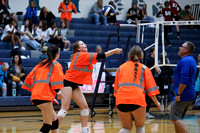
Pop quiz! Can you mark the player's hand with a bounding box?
[114,48,122,54]
[155,101,161,110]
[57,93,64,99]
[175,96,180,102]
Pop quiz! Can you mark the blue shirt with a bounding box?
[0,65,7,88]
[173,55,197,101]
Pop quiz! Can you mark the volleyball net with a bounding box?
[136,20,200,69]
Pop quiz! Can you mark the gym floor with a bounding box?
[0,106,199,133]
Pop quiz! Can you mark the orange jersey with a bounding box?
[114,61,160,107]
[65,52,97,85]
[58,1,77,21]
[22,60,64,102]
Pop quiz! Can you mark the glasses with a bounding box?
[180,46,188,49]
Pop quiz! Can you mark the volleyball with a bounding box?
[102,5,115,17]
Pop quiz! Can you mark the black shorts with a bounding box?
[117,104,141,112]
[32,100,51,105]
[173,16,179,21]
[64,80,83,91]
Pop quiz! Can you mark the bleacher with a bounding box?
[0,17,200,110]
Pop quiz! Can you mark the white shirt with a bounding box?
[60,28,67,40]
[1,24,16,40]
[20,25,34,40]
[34,27,48,42]
[46,27,58,41]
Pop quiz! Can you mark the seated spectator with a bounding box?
[0,62,9,96]
[107,1,119,25]
[38,46,48,63]
[1,18,25,50]
[20,19,41,50]
[24,0,38,26]
[46,21,65,51]
[9,12,17,21]
[0,0,9,19]
[58,21,70,51]
[7,54,26,96]
[0,11,8,34]
[96,45,102,53]
[138,4,155,24]
[58,0,77,30]
[126,3,138,24]
[180,5,195,29]
[34,20,47,46]
[89,0,107,25]
[39,6,56,28]
[180,5,194,21]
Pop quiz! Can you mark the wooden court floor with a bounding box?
[0,106,199,133]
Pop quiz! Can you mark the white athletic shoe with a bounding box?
[20,46,26,51]
[146,112,155,119]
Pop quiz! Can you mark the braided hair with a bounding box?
[128,45,143,82]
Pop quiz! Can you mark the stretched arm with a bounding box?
[105,48,122,57]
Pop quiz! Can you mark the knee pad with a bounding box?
[136,127,145,133]
[57,109,67,118]
[80,109,89,116]
[51,119,59,130]
[40,123,51,133]
[119,128,131,133]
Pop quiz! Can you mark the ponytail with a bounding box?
[128,45,143,82]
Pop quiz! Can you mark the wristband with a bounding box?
[176,93,181,96]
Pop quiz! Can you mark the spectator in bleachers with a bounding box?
[0,11,8,34]
[96,45,102,53]
[107,1,119,25]
[138,4,155,24]
[39,6,56,28]
[89,0,107,25]
[0,0,9,19]
[9,12,16,21]
[180,5,195,29]
[46,21,65,51]
[1,18,25,50]
[7,54,26,96]
[9,12,21,38]
[58,0,77,30]
[38,46,48,63]
[24,0,38,26]
[126,3,138,24]
[58,21,70,51]
[156,1,172,46]
[170,0,181,40]
[180,5,194,21]
[20,19,41,50]
[34,20,47,46]
[0,62,9,97]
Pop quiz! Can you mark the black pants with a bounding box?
[164,26,172,45]
[48,38,64,51]
[107,15,117,24]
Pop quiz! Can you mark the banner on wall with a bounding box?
[68,62,105,93]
